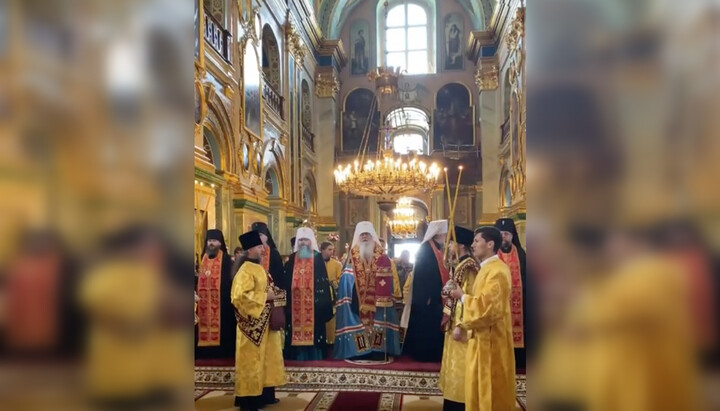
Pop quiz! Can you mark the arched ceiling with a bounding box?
[317,0,495,39]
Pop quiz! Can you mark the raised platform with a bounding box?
[195,356,526,402]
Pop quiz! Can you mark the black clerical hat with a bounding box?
[204,229,228,254]
[494,218,518,235]
[455,226,474,247]
[251,221,277,249]
[239,230,262,250]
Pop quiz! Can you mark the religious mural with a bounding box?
[243,43,261,137]
[350,20,370,75]
[443,14,464,70]
[433,83,474,149]
[342,89,379,152]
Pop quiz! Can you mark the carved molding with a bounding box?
[475,64,499,91]
[505,7,525,52]
[285,21,306,65]
[315,70,340,98]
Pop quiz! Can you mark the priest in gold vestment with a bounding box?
[450,226,515,411]
[232,230,286,411]
[321,241,343,346]
[438,226,479,410]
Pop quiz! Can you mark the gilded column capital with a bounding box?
[315,70,340,98]
[475,64,499,91]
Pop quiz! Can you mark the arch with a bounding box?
[433,82,474,150]
[303,172,317,213]
[500,167,513,208]
[385,106,430,154]
[202,128,221,170]
[261,24,281,91]
[242,41,263,139]
[321,0,488,40]
[301,79,312,130]
[203,85,235,173]
[264,167,279,196]
[262,140,287,198]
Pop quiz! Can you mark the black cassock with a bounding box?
[282,251,334,358]
[266,246,287,289]
[403,239,445,362]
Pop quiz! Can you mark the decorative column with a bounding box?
[314,67,341,234]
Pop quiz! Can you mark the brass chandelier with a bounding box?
[388,197,419,238]
[334,67,440,198]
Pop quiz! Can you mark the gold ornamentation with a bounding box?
[388,197,418,239]
[475,64,499,91]
[505,7,525,51]
[286,21,306,64]
[315,71,340,98]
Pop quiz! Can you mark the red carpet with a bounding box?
[328,392,382,411]
[195,355,441,372]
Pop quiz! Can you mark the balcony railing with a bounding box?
[262,80,284,118]
[500,117,510,145]
[302,124,314,151]
[204,10,231,62]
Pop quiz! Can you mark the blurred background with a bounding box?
[528,0,720,410]
[0,0,718,410]
[0,0,194,410]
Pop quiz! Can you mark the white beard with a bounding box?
[359,241,375,263]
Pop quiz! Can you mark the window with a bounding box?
[386,106,429,154]
[384,2,431,74]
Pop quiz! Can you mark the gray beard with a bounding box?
[298,245,313,259]
[359,241,374,262]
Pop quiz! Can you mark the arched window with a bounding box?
[261,25,281,91]
[265,168,279,196]
[380,1,434,74]
[386,107,429,154]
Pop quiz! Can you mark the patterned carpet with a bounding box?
[195,390,527,410]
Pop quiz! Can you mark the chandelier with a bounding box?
[388,197,419,238]
[335,66,441,198]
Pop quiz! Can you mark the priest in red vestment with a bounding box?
[195,229,235,358]
[495,218,526,370]
[282,227,333,360]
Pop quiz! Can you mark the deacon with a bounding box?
[402,219,449,362]
[232,230,286,411]
[283,228,333,360]
[495,218,527,370]
[196,229,236,359]
[449,227,515,411]
[334,222,402,360]
[252,222,286,287]
[438,226,479,410]
[321,241,343,347]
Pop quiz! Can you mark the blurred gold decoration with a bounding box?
[475,64,499,90]
[315,70,340,98]
[506,7,525,51]
[285,21,305,64]
[335,67,441,198]
[367,66,402,96]
[388,197,419,239]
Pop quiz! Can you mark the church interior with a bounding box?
[195,0,526,409]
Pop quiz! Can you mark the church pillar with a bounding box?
[478,85,502,224]
[314,67,340,234]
